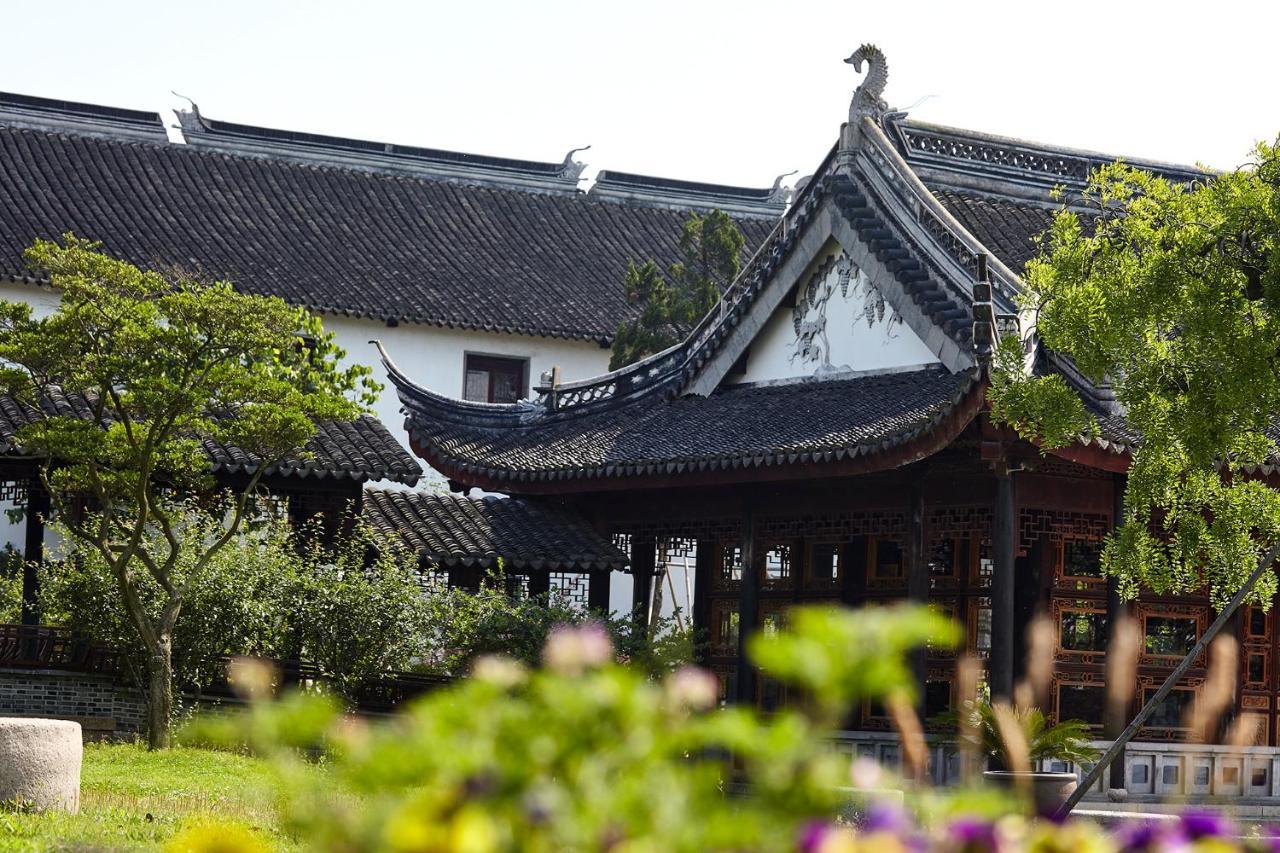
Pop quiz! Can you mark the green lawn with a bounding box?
[0,742,297,851]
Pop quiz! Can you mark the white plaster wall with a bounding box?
[323,314,612,487]
[734,257,939,385]
[0,280,665,620]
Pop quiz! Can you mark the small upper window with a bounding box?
[464,354,527,403]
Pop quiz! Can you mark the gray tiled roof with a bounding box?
[363,489,628,571]
[0,122,773,343]
[0,392,420,484]
[406,366,978,486]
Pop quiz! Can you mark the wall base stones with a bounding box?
[0,668,145,739]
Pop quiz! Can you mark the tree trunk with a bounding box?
[145,637,175,750]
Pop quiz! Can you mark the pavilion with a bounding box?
[384,46,1265,769]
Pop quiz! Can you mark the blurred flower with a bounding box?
[226,656,276,701]
[472,654,527,688]
[543,623,613,674]
[1181,811,1233,841]
[864,801,911,835]
[946,816,1000,852]
[851,757,886,789]
[166,820,271,853]
[1115,820,1163,852]
[798,821,858,853]
[665,665,718,711]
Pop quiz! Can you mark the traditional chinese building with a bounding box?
[384,45,1280,767]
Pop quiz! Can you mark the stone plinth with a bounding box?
[0,717,82,812]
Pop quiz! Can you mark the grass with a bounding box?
[0,742,301,851]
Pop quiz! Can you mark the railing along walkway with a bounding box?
[833,730,1280,804]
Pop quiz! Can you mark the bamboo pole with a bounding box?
[1056,539,1280,817]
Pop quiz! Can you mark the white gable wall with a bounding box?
[732,247,939,386]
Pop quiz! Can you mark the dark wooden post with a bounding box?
[692,541,714,665]
[21,477,48,626]
[1104,472,1130,789]
[631,537,655,629]
[528,571,551,599]
[843,535,868,607]
[587,570,610,613]
[906,477,928,716]
[990,469,1017,702]
[735,509,759,706]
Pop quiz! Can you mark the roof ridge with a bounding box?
[0,91,168,144]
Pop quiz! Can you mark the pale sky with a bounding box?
[5,0,1277,187]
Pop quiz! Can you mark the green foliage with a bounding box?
[39,504,296,693]
[0,236,378,745]
[0,546,21,623]
[949,699,1101,767]
[609,210,746,369]
[40,507,431,703]
[188,604,947,851]
[418,578,695,678]
[750,603,960,724]
[287,520,432,698]
[988,141,1280,606]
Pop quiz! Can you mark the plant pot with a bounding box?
[983,770,1077,817]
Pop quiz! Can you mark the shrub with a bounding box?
[39,504,431,702]
[190,603,960,851]
[418,575,696,678]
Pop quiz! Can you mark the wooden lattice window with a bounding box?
[761,544,793,590]
[549,572,590,610]
[1059,607,1108,653]
[805,542,841,590]
[1144,615,1199,658]
[868,538,903,586]
[1057,683,1105,726]
[1142,686,1195,730]
[464,354,527,403]
[928,538,961,578]
[1246,650,1270,690]
[719,544,743,583]
[711,603,740,656]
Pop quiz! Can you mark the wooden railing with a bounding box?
[0,624,122,674]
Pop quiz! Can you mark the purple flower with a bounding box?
[863,801,910,834]
[1180,810,1234,840]
[946,816,999,851]
[1115,820,1163,852]
[797,820,835,853]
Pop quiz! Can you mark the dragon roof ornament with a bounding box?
[841,44,889,155]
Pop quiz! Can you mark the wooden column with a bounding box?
[735,509,758,706]
[842,535,868,607]
[990,470,1017,702]
[631,537,655,628]
[1012,536,1046,687]
[1104,472,1130,789]
[906,477,928,715]
[528,571,551,599]
[587,570,610,613]
[449,565,482,592]
[21,478,48,626]
[692,541,714,665]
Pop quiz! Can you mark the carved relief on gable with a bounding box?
[733,249,939,385]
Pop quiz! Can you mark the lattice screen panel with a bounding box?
[550,572,591,611]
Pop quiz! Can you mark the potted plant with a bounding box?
[952,699,1100,815]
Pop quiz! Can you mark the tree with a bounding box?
[0,235,377,747]
[988,138,1280,809]
[609,210,746,369]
